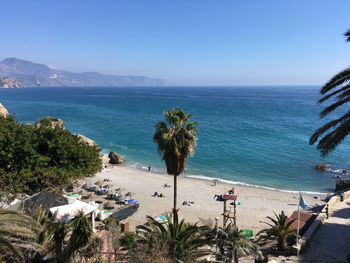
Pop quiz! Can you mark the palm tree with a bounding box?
[214,224,260,263]
[31,205,66,262]
[153,108,198,211]
[0,209,43,262]
[136,212,212,262]
[310,28,350,156]
[258,211,296,251]
[64,211,93,262]
[48,220,66,263]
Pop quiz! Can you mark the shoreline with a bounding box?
[84,163,325,232]
[118,160,329,195]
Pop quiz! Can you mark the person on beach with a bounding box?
[148,166,151,172]
[325,204,329,219]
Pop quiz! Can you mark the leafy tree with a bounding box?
[214,224,260,263]
[136,212,212,263]
[0,209,43,262]
[153,108,198,211]
[258,211,296,251]
[0,115,101,195]
[310,28,350,156]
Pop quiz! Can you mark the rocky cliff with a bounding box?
[0,78,25,88]
[0,103,9,117]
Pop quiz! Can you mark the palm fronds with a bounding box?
[136,212,212,263]
[257,211,296,251]
[310,28,350,156]
[153,108,198,210]
[0,209,43,262]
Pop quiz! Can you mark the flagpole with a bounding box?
[296,192,301,248]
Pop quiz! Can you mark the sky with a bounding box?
[0,0,349,85]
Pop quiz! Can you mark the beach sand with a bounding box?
[84,166,325,232]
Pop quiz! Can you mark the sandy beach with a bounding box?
[83,166,325,232]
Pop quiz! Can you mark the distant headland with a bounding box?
[0,58,166,88]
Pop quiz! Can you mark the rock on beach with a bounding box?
[108,151,126,164]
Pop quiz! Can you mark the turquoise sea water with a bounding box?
[1,86,349,193]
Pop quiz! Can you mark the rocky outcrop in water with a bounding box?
[0,103,9,117]
[0,78,25,88]
[108,151,126,164]
[34,117,65,129]
[316,163,329,171]
[335,179,350,192]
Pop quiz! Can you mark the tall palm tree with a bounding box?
[137,212,212,262]
[215,224,260,263]
[0,209,43,262]
[153,108,198,211]
[257,211,296,251]
[310,28,350,156]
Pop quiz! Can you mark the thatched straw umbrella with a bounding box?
[104,202,114,210]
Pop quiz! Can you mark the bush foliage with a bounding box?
[0,115,102,195]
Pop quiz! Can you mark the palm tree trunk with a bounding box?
[173,174,178,212]
[277,238,287,251]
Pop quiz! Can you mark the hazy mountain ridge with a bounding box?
[0,58,166,87]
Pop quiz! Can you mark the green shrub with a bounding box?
[120,232,135,249]
[0,115,102,195]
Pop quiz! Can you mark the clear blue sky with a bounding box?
[1,0,349,85]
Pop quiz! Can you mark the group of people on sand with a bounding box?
[152,192,165,197]
[182,200,195,206]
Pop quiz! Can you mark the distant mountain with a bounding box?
[0,58,166,87]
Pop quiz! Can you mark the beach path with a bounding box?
[299,198,350,263]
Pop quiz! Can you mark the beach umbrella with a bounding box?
[104,184,113,191]
[104,202,114,210]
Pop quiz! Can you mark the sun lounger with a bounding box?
[241,229,254,239]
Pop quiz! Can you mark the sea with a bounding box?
[1,86,349,193]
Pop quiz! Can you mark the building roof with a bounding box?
[20,192,69,215]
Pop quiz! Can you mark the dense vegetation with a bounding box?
[0,115,102,195]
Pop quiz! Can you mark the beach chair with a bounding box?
[83,193,92,201]
[241,229,254,239]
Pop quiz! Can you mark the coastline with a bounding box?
[83,163,325,232]
[119,159,329,195]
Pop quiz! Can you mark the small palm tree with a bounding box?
[258,211,296,251]
[137,212,212,262]
[64,211,93,262]
[0,209,43,262]
[48,220,66,263]
[214,224,260,263]
[310,28,350,156]
[153,108,198,211]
